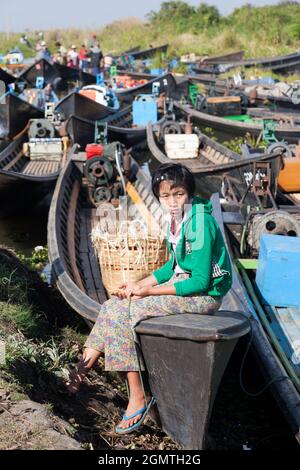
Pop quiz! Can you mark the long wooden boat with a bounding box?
[146,119,283,205]
[129,44,168,60]
[193,50,300,76]
[246,108,300,124]
[0,127,69,217]
[47,143,250,449]
[113,44,168,64]
[54,62,96,86]
[0,68,16,89]
[111,46,141,60]
[0,128,68,188]
[0,92,43,140]
[16,59,61,87]
[203,50,245,64]
[55,89,116,122]
[247,91,300,114]
[116,71,185,100]
[225,50,300,72]
[66,102,169,148]
[212,191,300,446]
[181,50,244,66]
[174,101,300,144]
[204,78,300,113]
[115,72,177,105]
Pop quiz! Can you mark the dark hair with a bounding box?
[151,163,195,200]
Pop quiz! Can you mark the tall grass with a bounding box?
[0,2,299,59]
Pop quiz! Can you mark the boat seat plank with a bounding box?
[21,160,61,176]
[207,96,241,104]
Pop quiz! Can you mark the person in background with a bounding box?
[35,32,45,53]
[88,33,99,49]
[20,34,32,49]
[103,54,113,68]
[79,44,89,71]
[55,42,67,65]
[105,84,120,110]
[67,45,79,68]
[36,41,52,63]
[88,43,103,76]
[53,49,65,65]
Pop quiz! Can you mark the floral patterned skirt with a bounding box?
[83,273,222,371]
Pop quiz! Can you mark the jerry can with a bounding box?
[132,94,158,126]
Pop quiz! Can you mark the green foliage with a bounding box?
[0,3,299,63]
[223,133,268,154]
[0,302,45,338]
[2,329,81,381]
[148,1,220,34]
[18,246,48,271]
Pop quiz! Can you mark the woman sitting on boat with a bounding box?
[64,162,232,434]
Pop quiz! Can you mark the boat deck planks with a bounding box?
[21,160,61,176]
[79,207,107,305]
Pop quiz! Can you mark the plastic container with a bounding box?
[85,143,103,160]
[256,234,300,307]
[132,94,158,126]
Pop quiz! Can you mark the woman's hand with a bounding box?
[130,286,149,300]
[119,282,140,298]
[111,281,141,300]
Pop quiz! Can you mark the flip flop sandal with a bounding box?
[115,396,156,434]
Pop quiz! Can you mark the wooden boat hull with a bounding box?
[56,91,115,121]
[48,149,250,449]
[250,94,300,114]
[146,121,283,204]
[204,50,245,64]
[136,311,248,449]
[193,51,300,76]
[116,72,177,105]
[0,128,65,218]
[228,50,300,70]
[67,114,147,148]
[212,193,300,445]
[204,80,300,114]
[17,59,60,87]
[0,68,16,89]
[175,102,300,144]
[67,105,166,148]
[0,132,59,218]
[53,63,96,85]
[0,93,43,139]
[129,44,168,60]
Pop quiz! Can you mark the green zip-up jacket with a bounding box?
[152,195,232,297]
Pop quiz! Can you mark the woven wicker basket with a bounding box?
[91,220,168,296]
